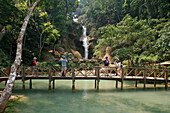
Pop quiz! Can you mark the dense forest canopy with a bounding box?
[75,0,170,63]
[0,0,82,67]
[0,0,169,67]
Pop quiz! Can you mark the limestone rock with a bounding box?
[102,47,112,63]
[71,49,82,60]
[57,47,65,54]
[54,50,61,57]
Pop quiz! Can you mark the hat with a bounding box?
[33,57,37,59]
[63,56,66,58]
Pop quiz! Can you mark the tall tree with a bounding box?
[0,0,41,112]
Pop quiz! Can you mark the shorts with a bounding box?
[32,66,36,72]
[62,66,67,71]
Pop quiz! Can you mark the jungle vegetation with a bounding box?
[0,0,81,67]
[76,0,170,64]
[0,0,169,67]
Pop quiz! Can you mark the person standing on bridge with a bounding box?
[116,59,121,76]
[102,57,109,76]
[61,56,67,76]
[32,57,38,76]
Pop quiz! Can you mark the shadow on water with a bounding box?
[11,87,169,95]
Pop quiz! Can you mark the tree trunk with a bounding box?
[0,27,6,42]
[38,33,43,59]
[0,0,41,112]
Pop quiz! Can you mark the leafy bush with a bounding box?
[37,62,59,66]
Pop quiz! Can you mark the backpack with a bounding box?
[104,59,109,66]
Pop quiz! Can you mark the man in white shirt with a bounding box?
[61,56,67,76]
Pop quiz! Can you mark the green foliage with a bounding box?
[0,0,21,26]
[95,14,169,63]
[76,0,169,39]
[114,48,132,61]
[0,49,11,67]
[37,62,59,66]
[5,96,24,113]
[153,20,170,61]
[138,54,159,63]
[0,0,81,66]
[63,52,75,62]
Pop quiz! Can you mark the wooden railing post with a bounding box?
[143,69,146,90]
[72,66,75,92]
[48,67,51,92]
[121,68,124,90]
[165,70,168,90]
[22,66,25,92]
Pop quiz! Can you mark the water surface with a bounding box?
[1,80,170,113]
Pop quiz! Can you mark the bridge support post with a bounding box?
[115,68,118,88]
[135,68,138,87]
[5,80,7,86]
[143,69,146,90]
[135,81,137,88]
[22,66,25,92]
[72,67,75,92]
[48,67,51,92]
[97,67,100,91]
[95,79,96,89]
[165,70,168,90]
[121,68,124,90]
[95,68,97,89]
[154,69,157,89]
[53,79,55,89]
[30,79,32,89]
[53,67,55,89]
[115,80,118,88]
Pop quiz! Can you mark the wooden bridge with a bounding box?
[0,66,169,92]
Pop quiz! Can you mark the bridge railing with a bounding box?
[124,67,169,80]
[50,66,95,77]
[0,66,169,79]
[21,66,50,76]
[0,67,10,77]
[125,67,145,77]
[98,66,118,76]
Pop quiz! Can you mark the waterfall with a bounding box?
[82,26,88,59]
[73,16,88,59]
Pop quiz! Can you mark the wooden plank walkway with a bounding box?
[1,75,170,81]
[0,66,169,92]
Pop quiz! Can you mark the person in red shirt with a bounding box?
[32,57,37,76]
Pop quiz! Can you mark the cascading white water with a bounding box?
[82,26,88,59]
